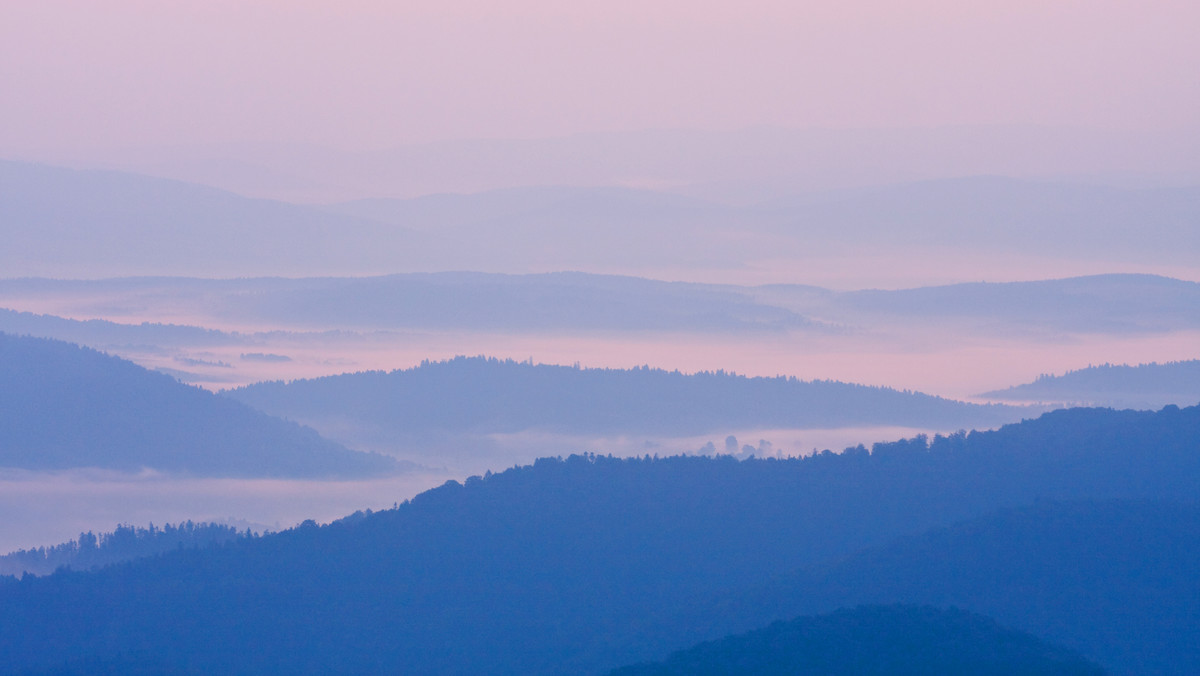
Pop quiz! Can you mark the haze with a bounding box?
[3,1,1199,201]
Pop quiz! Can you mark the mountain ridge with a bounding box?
[1,404,1196,674]
[0,333,401,477]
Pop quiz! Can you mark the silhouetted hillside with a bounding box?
[324,185,756,272]
[0,522,252,577]
[0,333,399,477]
[8,156,1197,278]
[208,272,817,332]
[611,605,1105,676]
[0,308,239,348]
[0,404,1195,675]
[981,360,1200,409]
[772,273,1200,334]
[734,500,1200,676]
[326,178,1200,270]
[770,177,1200,264]
[3,272,1196,336]
[0,160,435,278]
[225,356,1022,437]
[0,272,819,333]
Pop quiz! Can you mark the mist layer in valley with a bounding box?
[2,268,1195,550]
[1,271,1196,401]
[223,356,1023,473]
[0,332,1002,548]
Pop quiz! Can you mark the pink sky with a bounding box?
[2,0,1197,155]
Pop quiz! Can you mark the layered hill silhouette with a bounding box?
[68,126,1200,206]
[610,605,1105,676]
[330,176,1200,269]
[0,159,435,278]
[6,157,1198,277]
[3,272,1195,336]
[981,360,1200,409]
[224,356,1023,437]
[0,333,399,477]
[829,273,1200,333]
[0,308,239,349]
[0,522,252,577]
[731,499,1200,676]
[0,272,818,333]
[0,404,1195,675]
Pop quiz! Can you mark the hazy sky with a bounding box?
[2,0,1197,156]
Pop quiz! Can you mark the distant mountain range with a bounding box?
[223,356,1024,441]
[0,333,400,477]
[1,404,1196,675]
[0,272,819,333]
[3,158,1197,278]
[0,307,240,348]
[981,360,1200,409]
[3,271,1196,336]
[327,175,1200,266]
[0,159,436,278]
[41,126,1200,205]
[818,273,1200,333]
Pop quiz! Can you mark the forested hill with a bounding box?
[981,360,1200,409]
[610,605,1105,676]
[0,404,1195,675]
[734,500,1200,676]
[0,307,239,349]
[0,522,252,577]
[0,333,399,477]
[225,356,1023,436]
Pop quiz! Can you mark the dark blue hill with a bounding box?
[0,522,253,577]
[611,605,1105,676]
[0,404,1196,674]
[728,499,1200,676]
[0,333,399,477]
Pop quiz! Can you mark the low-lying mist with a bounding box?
[0,468,449,555]
[0,424,968,555]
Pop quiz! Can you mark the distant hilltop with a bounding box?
[224,355,1025,438]
[981,360,1200,409]
[0,333,402,478]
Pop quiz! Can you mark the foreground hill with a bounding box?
[0,404,1195,675]
[611,605,1105,676]
[0,333,399,477]
[224,356,1022,438]
[734,500,1200,676]
[981,360,1200,409]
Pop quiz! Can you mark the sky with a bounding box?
[2,0,1198,157]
